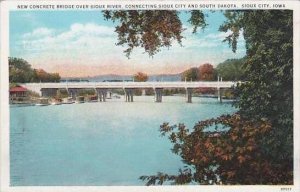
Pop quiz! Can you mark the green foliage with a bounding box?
[134,89,142,96]
[219,11,243,53]
[163,88,185,96]
[223,11,293,172]
[9,83,20,88]
[216,58,246,81]
[223,89,235,99]
[78,89,96,96]
[188,10,207,33]
[217,10,292,184]
[27,90,40,98]
[56,89,69,99]
[181,67,199,81]
[34,69,61,82]
[9,57,35,83]
[9,57,61,83]
[145,88,154,96]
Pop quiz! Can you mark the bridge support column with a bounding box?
[103,89,107,102]
[99,92,103,102]
[124,88,134,102]
[107,91,112,99]
[68,88,81,99]
[41,88,58,98]
[186,88,193,103]
[154,88,163,102]
[96,88,107,102]
[218,88,223,103]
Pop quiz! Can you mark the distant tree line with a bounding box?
[181,58,245,82]
[9,57,61,83]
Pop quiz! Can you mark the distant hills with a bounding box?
[61,58,245,82]
[148,74,181,82]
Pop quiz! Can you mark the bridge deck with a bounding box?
[22,81,237,89]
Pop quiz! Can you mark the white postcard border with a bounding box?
[1,1,300,192]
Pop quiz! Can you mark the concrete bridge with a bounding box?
[21,81,237,103]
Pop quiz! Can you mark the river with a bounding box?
[10,96,236,186]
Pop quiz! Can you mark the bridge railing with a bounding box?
[22,81,238,89]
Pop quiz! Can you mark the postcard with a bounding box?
[1,0,300,192]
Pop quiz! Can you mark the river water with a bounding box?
[10,96,236,186]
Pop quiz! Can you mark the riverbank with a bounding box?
[9,94,235,107]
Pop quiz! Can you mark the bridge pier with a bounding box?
[186,88,193,103]
[41,88,58,97]
[107,91,112,99]
[218,88,223,103]
[154,88,163,102]
[124,88,134,102]
[96,88,107,102]
[68,88,81,99]
[22,81,236,104]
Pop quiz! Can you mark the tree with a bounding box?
[48,72,61,82]
[103,10,206,58]
[181,64,217,82]
[181,67,199,81]
[35,69,49,82]
[133,72,148,82]
[9,57,34,83]
[224,11,293,181]
[105,10,293,185]
[199,63,216,81]
[140,114,291,185]
[216,58,246,81]
[9,57,61,83]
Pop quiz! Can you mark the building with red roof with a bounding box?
[9,86,29,102]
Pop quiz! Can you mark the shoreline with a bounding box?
[9,95,236,107]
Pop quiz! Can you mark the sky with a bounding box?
[10,11,246,77]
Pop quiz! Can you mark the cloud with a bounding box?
[204,30,246,45]
[19,23,120,56]
[23,27,54,39]
[16,22,246,77]
[179,26,240,49]
[204,31,232,40]
[69,23,114,36]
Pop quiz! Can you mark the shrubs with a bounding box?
[140,114,292,185]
